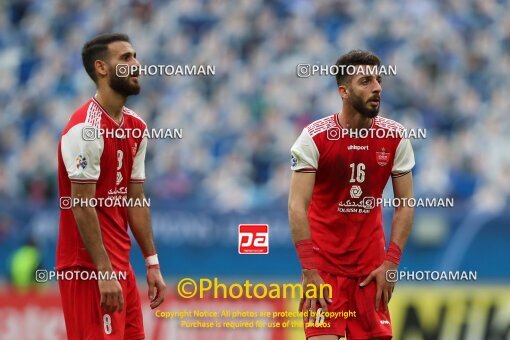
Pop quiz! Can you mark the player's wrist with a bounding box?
[96,263,114,273]
[144,253,159,269]
[97,271,119,281]
[383,260,398,269]
[295,239,318,270]
[384,241,402,265]
[302,268,320,279]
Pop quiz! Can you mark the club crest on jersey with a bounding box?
[76,153,88,170]
[376,148,390,166]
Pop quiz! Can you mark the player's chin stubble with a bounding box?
[350,91,379,118]
[108,70,141,97]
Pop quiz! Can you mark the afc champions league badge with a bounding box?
[76,153,88,170]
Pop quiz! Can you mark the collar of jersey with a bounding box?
[92,97,125,128]
[335,112,374,130]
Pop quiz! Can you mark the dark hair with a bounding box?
[335,49,381,86]
[82,33,130,82]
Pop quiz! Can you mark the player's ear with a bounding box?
[94,60,108,79]
[338,85,349,100]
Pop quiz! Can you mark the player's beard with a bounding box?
[108,66,141,97]
[349,89,379,118]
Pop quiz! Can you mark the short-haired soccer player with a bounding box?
[57,33,166,339]
[289,50,414,340]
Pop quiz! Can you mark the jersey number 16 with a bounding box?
[349,163,365,183]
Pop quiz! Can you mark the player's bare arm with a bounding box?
[289,171,332,320]
[388,172,414,254]
[360,172,414,311]
[71,182,124,314]
[127,182,166,309]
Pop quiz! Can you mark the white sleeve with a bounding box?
[290,128,319,172]
[391,138,415,177]
[61,123,103,183]
[130,136,147,182]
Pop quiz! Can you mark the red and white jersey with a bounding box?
[57,98,148,271]
[291,114,414,277]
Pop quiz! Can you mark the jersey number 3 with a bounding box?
[116,150,124,186]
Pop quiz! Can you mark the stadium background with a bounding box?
[0,0,509,339]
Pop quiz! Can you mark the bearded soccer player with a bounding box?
[289,50,414,340]
[57,33,166,339]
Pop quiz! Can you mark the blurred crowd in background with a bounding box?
[0,0,509,214]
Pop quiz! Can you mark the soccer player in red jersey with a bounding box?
[57,33,166,339]
[289,50,415,340]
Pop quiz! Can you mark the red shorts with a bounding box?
[58,265,144,340]
[304,271,392,340]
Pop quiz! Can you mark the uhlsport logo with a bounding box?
[238,224,269,254]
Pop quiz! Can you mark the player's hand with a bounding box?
[299,269,333,323]
[98,278,124,313]
[147,267,166,309]
[359,260,397,312]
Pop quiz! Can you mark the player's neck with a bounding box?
[338,108,373,130]
[94,89,126,124]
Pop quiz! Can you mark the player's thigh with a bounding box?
[59,267,127,339]
[96,285,128,339]
[304,272,349,339]
[346,279,392,340]
[58,277,81,339]
[123,266,145,340]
